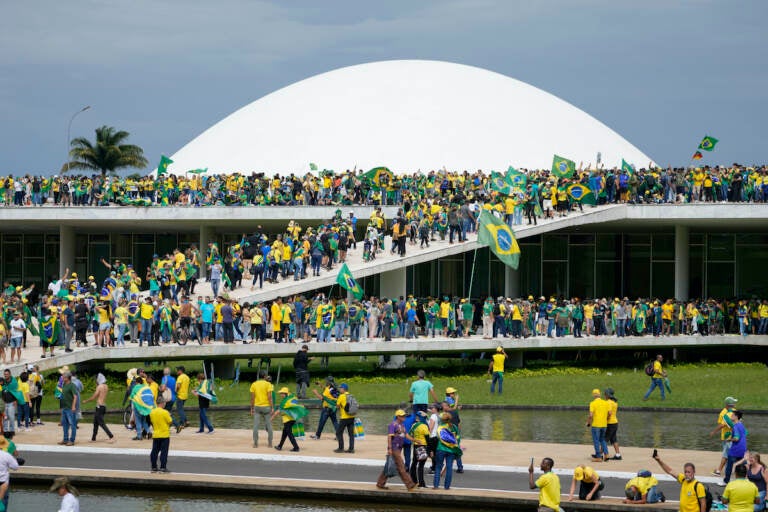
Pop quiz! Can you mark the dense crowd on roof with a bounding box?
[1,163,767,207]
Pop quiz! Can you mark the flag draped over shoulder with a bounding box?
[198,365,218,404]
[567,183,597,205]
[157,155,173,175]
[130,384,155,416]
[2,376,25,404]
[477,210,520,269]
[551,155,576,178]
[360,167,393,188]
[336,263,364,300]
[38,306,59,348]
[278,394,309,421]
[506,166,527,188]
[621,159,635,175]
[489,171,512,195]
[698,135,718,151]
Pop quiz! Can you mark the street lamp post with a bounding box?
[65,105,91,173]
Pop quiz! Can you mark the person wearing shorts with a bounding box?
[604,388,621,460]
[9,312,25,363]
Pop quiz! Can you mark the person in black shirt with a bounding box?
[293,345,312,399]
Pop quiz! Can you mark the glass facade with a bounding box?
[0,229,766,300]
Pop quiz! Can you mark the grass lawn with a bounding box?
[38,358,767,413]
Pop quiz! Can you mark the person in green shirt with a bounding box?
[460,299,474,335]
[58,372,78,446]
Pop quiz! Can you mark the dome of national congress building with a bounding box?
[167,60,654,175]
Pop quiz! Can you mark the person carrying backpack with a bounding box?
[334,383,357,454]
[653,450,709,512]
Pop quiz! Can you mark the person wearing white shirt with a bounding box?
[9,312,26,363]
[49,477,80,512]
[0,449,19,510]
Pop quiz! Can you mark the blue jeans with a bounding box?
[643,378,665,400]
[317,328,330,343]
[739,318,749,336]
[491,372,503,394]
[434,450,455,489]
[134,407,149,438]
[724,454,744,484]
[349,323,361,341]
[591,427,608,457]
[646,485,663,503]
[616,320,626,337]
[199,407,214,432]
[176,398,187,425]
[140,319,152,345]
[314,407,338,438]
[334,321,346,341]
[17,402,30,428]
[210,278,220,297]
[61,408,77,442]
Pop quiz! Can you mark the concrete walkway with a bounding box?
[14,423,722,510]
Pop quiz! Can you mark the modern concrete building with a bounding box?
[1,204,767,301]
[167,60,654,174]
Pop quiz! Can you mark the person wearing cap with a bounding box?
[250,370,274,448]
[488,346,507,394]
[406,410,430,488]
[270,387,303,452]
[149,394,173,472]
[310,376,339,440]
[604,388,621,460]
[710,396,738,477]
[568,464,603,501]
[334,383,355,453]
[623,469,665,505]
[586,388,610,461]
[376,409,417,491]
[49,476,79,512]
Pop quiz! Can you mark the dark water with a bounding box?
[105,408,766,451]
[10,486,498,512]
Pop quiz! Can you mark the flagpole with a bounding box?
[467,246,478,300]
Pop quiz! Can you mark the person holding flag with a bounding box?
[129,376,155,440]
[271,387,307,452]
[477,210,521,270]
[192,370,216,434]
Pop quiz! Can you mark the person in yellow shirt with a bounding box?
[653,453,707,511]
[643,354,667,401]
[661,299,675,336]
[529,457,561,512]
[568,465,603,501]
[487,346,506,394]
[587,388,610,461]
[722,464,760,512]
[149,394,173,472]
[270,297,283,342]
[709,396,737,477]
[406,410,431,488]
[249,370,274,448]
[334,383,355,453]
[175,366,190,428]
[604,388,621,460]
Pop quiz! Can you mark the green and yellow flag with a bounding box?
[477,210,520,269]
[506,166,527,188]
[157,155,173,175]
[551,155,575,179]
[621,159,635,175]
[567,183,597,205]
[336,263,364,300]
[188,168,208,174]
[698,135,718,151]
[309,163,318,171]
[489,171,512,195]
[360,167,394,188]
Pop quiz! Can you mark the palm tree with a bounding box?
[62,125,148,176]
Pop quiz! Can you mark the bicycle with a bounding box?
[173,322,202,346]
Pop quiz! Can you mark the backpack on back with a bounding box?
[344,394,359,415]
[644,361,655,376]
[693,480,713,512]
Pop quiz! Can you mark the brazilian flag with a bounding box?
[336,263,364,300]
[360,166,394,188]
[130,384,155,416]
[567,183,597,205]
[506,166,527,188]
[188,168,208,174]
[157,155,173,175]
[309,163,318,171]
[698,135,718,151]
[278,394,309,421]
[489,171,512,195]
[39,314,60,348]
[621,159,635,175]
[551,154,576,178]
[477,210,520,269]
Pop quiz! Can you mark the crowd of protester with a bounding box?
[2,163,768,209]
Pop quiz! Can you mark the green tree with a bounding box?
[62,125,148,176]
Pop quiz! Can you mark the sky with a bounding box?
[1,0,766,174]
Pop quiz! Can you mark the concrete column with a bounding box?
[505,267,520,298]
[379,266,406,300]
[203,358,237,380]
[674,225,689,300]
[59,225,75,278]
[199,224,214,279]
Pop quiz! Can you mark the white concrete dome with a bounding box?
[168,60,654,175]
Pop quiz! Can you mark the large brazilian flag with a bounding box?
[477,210,520,269]
[336,263,364,300]
[131,384,156,416]
[567,183,597,205]
[360,167,394,189]
[551,154,576,179]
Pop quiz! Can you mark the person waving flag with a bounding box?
[477,210,520,269]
